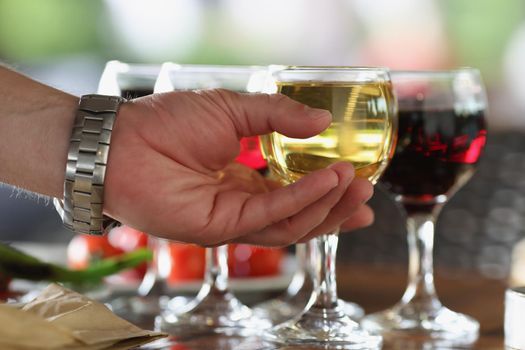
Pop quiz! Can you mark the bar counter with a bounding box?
[136,263,506,350]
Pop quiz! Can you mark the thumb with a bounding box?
[214,89,332,138]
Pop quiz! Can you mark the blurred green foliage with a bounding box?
[0,0,103,60]
[444,0,525,82]
[0,0,523,85]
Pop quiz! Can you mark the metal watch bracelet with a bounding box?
[54,94,126,235]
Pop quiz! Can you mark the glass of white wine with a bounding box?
[154,63,271,336]
[260,66,397,348]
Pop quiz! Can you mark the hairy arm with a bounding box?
[0,67,374,246]
[0,66,78,197]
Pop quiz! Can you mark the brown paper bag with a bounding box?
[0,283,166,350]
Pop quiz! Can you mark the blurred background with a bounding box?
[1,0,525,281]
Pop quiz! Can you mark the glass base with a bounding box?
[107,263,169,328]
[156,291,271,337]
[254,295,364,325]
[342,300,365,321]
[360,303,479,346]
[165,295,193,311]
[107,294,165,329]
[253,297,303,325]
[265,301,381,349]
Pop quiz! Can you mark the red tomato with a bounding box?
[167,243,206,283]
[166,243,284,283]
[67,234,124,270]
[228,244,283,278]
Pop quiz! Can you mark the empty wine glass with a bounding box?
[97,61,167,327]
[154,63,271,336]
[98,60,160,99]
[360,69,487,346]
[260,66,397,348]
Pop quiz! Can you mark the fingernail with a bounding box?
[306,107,331,119]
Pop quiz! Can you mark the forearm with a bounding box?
[0,66,78,198]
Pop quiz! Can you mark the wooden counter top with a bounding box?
[136,263,507,349]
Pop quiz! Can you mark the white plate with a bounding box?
[108,254,296,294]
[10,242,296,294]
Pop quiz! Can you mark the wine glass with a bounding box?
[261,66,397,347]
[98,60,160,99]
[154,63,271,336]
[97,61,168,326]
[360,69,487,346]
[253,243,365,325]
[252,67,365,326]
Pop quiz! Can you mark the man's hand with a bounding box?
[104,89,374,246]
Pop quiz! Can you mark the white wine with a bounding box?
[261,82,396,184]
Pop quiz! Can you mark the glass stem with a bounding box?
[286,243,308,296]
[204,246,229,293]
[311,232,340,309]
[401,210,441,309]
[138,238,168,297]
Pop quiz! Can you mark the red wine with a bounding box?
[381,109,486,205]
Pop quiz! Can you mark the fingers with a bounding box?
[203,89,332,138]
[230,165,342,236]
[231,163,356,246]
[339,205,375,231]
[231,168,376,247]
[296,204,374,244]
[297,177,374,240]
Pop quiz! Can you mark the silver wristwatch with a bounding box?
[54,94,126,235]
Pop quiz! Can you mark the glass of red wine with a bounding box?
[361,69,488,346]
[154,63,271,336]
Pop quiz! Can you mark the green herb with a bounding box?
[0,243,152,283]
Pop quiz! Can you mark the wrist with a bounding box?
[0,66,78,196]
[48,93,80,197]
[102,100,139,220]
